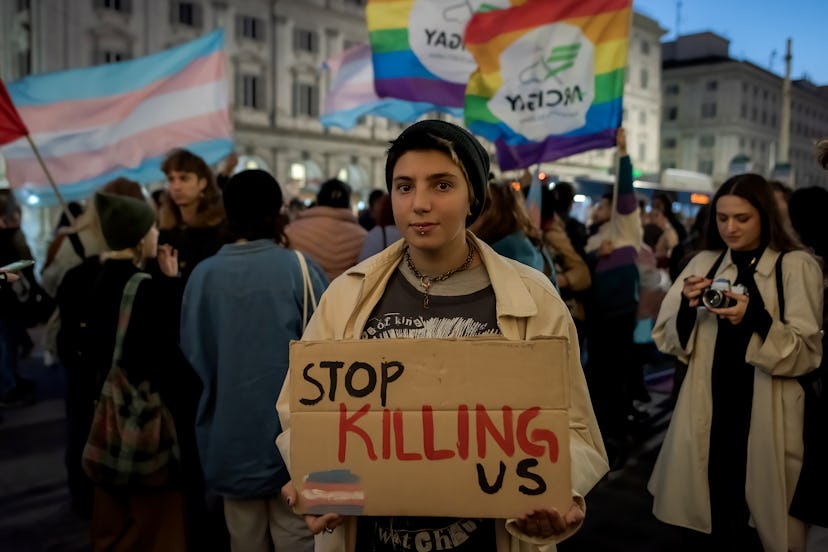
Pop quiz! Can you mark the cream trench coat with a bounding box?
[649,248,823,552]
[276,233,609,552]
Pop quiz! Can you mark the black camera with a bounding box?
[702,278,747,310]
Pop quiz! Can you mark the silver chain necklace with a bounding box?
[404,241,475,309]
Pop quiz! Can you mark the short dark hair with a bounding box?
[159,149,223,229]
[161,149,214,184]
[317,179,352,209]
[385,120,488,225]
[223,169,288,245]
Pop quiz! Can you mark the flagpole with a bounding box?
[24,134,75,226]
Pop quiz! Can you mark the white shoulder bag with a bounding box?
[294,250,318,333]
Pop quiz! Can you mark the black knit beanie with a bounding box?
[385,120,490,225]
[94,192,156,251]
[223,169,283,223]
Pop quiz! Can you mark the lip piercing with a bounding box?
[419,231,425,235]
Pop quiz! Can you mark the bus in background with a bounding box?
[548,168,714,227]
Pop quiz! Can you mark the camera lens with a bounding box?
[703,289,724,309]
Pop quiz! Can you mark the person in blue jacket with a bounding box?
[180,169,328,552]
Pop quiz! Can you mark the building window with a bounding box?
[640,68,648,88]
[663,137,677,149]
[666,106,678,121]
[17,49,31,75]
[237,15,264,41]
[665,84,680,95]
[17,0,30,11]
[293,82,319,117]
[697,160,714,174]
[294,29,319,53]
[240,74,263,109]
[641,40,650,55]
[771,114,777,127]
[739,137,745,148]
[751,107,757,121]
[170,1,202,27]
[622,108,628,122]
[701,103,717,118]
[638,143,646,161]
[699,135,715,148]
[95,50,130,64]
[95,0,131,12]
[639,111,646,124]
[741,103,747,118]
[706,80,718,91]
[761,110,767,124]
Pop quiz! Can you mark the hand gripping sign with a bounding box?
[287,337,572,518]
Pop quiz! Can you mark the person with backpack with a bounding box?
[650,173,823,551]
[84,192,194,550]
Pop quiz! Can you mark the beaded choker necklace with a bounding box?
[404,241,475,309]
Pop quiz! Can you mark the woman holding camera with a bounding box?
[649,173,823,551]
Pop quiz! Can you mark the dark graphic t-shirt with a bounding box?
[356,265,500,552]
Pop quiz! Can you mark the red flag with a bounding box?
[0,79,29,146]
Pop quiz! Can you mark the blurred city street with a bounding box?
[0,330,710,552]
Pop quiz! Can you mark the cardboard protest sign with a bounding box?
[288,337,572,518]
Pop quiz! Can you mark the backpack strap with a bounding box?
[295,251,317,333]
[112,273,151,366]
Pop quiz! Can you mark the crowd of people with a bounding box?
[0,125,826,552]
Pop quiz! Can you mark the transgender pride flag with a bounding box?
[465,0,632,170]
[321,43,452,130]
[1,30,232,205]
[366,0,524,111]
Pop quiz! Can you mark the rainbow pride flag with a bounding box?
[465,0,632,170]
[366,0,525,110]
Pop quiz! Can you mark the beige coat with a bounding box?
[276,233,608,552]
[650,248,823,552]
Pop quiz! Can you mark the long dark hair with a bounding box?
[703,173,801,253]
[653,191,688,242]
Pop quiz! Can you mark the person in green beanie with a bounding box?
[86,191,201,550]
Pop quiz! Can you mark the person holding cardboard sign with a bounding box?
[277,120,609,552]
